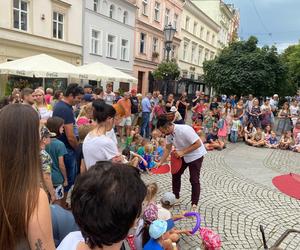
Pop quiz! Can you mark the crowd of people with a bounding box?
[1,82,300,250]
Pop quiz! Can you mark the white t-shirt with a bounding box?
[83,133,119,169]
[57,231,84,250]
[104,92,115,106]
[157,204,171,220]
[106,128,118,145]
[166,124,207,163]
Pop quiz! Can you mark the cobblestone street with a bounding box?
[142,144,300,249]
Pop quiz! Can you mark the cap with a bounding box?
[170,106,177,112]
[143,203,158,223]
[161,192,176,206]
[40,126,56,138]
[84,84,93,89]
[149,219,175,239]
[83,94,94,102]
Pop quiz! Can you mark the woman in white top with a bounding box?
[34,88,53,122]
[83,99,121,169]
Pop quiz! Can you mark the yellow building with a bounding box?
[0,0,83,94]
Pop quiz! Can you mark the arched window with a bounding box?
[109,4,115,18]
[123,11,128,24]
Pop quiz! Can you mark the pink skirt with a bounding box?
[218,123,227,137]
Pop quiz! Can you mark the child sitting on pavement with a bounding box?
[247,127,266,147]
[138,143,157,173]
[206,128,225,150]
[292,133,300,152]
[265,131,279,149]
[279,131,294,150]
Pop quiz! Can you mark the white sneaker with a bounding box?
[191,204,199,212]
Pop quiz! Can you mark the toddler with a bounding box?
[230,115,242,143]
[292,133,300,152]
[217,113,228,144]
[206,128,225,150]
[279,131,294,150]
[139,143,157,173]
[203,110,215,134]
[40,126,56,203]
[265,131,279,149]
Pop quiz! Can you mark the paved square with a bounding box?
[142,144,300,249]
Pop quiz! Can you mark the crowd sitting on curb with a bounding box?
[1,83,300,250]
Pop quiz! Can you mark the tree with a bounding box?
[152,60,180,81]
[281,42,300,94]
[203,36,290,97]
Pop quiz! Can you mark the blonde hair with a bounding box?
[145,183,158,203]
[78,124,94,142]
[144,143,154,154]
[77,104,93,120]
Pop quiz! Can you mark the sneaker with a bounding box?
[191,204,199,212]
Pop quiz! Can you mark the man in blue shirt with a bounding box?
[140,93,152,138]
[53,83,84,191]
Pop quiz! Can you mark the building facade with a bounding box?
[192,0,238,48]
[133,0,183,94]
[0,0,83,94]
[178,0,220,95]
[83,0,136,85]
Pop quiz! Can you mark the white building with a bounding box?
[178,0,220,95]
[192,0,238,48]
[83,0,136,90]
[0,0,83,93]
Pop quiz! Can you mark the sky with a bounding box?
[224,0,300,52]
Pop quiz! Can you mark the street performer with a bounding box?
[156,116,207,211]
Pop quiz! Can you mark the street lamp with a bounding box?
[164,23,176,61]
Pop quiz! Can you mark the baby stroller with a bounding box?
[260,225,300,249]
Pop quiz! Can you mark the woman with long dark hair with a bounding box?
[0,104,55,249]
[176,92,189,121]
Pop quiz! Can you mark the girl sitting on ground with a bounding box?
[265,131,279,149]
[138,143,157,173]
[244,122,256,142]
[279,131,294,150]
[291,133,300,152]
[293,120,300,141]
[247,127,265,147]
[264,124,272,142]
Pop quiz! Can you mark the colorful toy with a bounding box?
[174,212,201,235]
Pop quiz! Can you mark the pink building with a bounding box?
[133,0,183,94]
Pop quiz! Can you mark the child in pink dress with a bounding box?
[217,113,228,145]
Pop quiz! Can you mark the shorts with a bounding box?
[120,116,132,126]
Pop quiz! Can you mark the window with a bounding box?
[142,0,148,15]
[210,52,215,60]
[205,50,209,61]
[140,33,146,53]
[121,39,129,61]
[13,0,28,31]
[90,29,101,55]
[191,44,196,63]
[53,12,64,39]
[193,22,197,35]
[107,35,116,58]
[152,37,158,52]
[123,11,128,24]
[109,4,115,18]
[212,34,215,45]
[93,0,99,12]
[173,14,178,29]
[200,26,204,39]
[185,16,190,31]
[165,9,170,26]
[206,31,210,42]
[154,2,160,21]
[198,47,203,65]
[183,42,188,61]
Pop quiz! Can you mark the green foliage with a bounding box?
[152,60,180,81]
[281,42,300,94]
[203,36,291,97]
